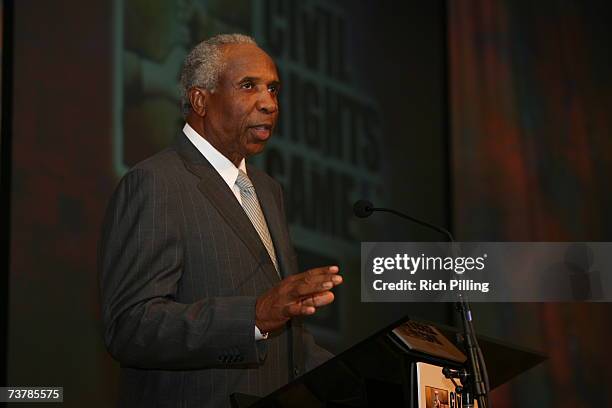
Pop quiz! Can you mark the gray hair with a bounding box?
[179,33,258,117]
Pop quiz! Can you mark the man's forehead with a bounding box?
[220,43,278,79]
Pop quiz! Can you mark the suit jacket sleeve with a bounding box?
[98,168,264,370]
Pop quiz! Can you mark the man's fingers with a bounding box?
[301,291,335,308]
[301,305,316,315]
[301,265,339,278]
[283,302,302,317]
[280,266,340,288]
[291,274,342,298]
[300,273,342,287]
[284,302,315,317]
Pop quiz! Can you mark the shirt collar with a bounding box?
[183,123,246,190]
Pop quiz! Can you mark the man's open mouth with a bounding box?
[249,125,272,140]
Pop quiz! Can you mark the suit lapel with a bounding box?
[174,133,281,286]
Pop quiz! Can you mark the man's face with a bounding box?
[202,44,280,164]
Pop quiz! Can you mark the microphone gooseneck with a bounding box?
[352,200,454,242]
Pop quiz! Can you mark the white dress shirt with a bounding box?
[183,123,268,340]
[183,123,247,204]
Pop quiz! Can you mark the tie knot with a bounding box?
[235,169,254,192]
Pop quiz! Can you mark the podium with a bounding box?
[231,316,546,407]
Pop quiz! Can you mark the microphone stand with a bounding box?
[453,294,489,408]
[358,203,490,408]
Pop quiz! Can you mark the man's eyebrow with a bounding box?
[238,76,281,86]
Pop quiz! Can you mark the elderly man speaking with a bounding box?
[99,34,341,407]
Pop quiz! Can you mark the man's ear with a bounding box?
[188,87,208,117]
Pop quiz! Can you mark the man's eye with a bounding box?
[240,82,254,89]
[268,85,278,94]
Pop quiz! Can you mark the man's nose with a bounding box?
[256,91,278,114]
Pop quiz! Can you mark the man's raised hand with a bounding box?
[255,266,342,333]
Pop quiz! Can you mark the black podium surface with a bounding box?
[232,316,546,407]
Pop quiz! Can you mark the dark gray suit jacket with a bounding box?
[99,133,332,407]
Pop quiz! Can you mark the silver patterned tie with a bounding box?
[235,170,279,273]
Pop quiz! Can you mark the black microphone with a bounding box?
[353,200,374,218]
[352,200,454,242]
